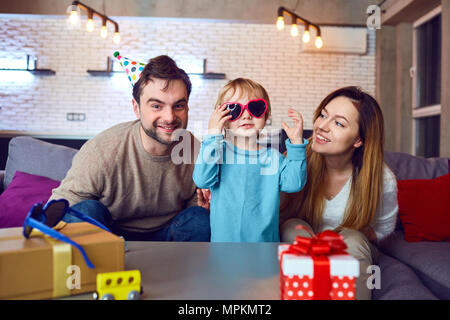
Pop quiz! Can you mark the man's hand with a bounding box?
[208,104,232,135]
[197,188,211,210]
[281,108,304,144]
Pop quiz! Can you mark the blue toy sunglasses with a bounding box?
[23,199,111,269]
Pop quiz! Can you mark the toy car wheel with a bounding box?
[100,293,114,300]
[128,290,140,300]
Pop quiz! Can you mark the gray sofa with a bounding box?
[1,136,449,299]
[1,136,78,192]
[374,152,450,300]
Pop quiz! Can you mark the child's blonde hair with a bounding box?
[214,78,271,120]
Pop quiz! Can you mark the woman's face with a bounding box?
[311,96,362,156]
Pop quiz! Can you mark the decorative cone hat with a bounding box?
[113,51,146,87]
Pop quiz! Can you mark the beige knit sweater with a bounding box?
[49,120,199,233]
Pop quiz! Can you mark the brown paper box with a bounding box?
[0,222,124,299]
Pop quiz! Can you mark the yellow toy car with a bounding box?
[93,270,143,300]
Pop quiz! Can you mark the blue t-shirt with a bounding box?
[193,134,308,242]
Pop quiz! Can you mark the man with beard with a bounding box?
[48,55,210,241]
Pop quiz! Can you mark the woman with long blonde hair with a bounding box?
[280,86,398,300]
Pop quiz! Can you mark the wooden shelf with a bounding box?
[87,56,125,77]
[188,72,226,79]
[0,55,55,75]
[87,70,124,76]
[188,59,226,80]
[0,68,55,75]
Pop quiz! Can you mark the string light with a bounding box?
[290,24,299,37]
[86,18,94,32]
[86,11,94,32]
[66,1,120,44]
[113,32,121,44]
[69,6,80,25]
[276,6,322,49]
[276,16,285,30]
[315,36,323,49]
[302,25,310,43]
[100,18,108,38]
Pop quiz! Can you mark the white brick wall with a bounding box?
[0,14,375,138]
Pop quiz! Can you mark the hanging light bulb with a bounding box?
[86,11,94,32]
[113,32,121,44]
[86,18,94,32]
[276,16,285,30]
[290,24,299,37]
[101,25,108,38]
[290,16,299,37]
[100,18,108,38]
[66,4,80,29]
[302,25,310,43]
[315,36,323,49]
[69,6,80,25]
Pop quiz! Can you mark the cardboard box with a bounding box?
[0,222,124,299]
[278,244,359,300]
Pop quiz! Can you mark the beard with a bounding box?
[141,120,182,146]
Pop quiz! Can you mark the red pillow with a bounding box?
[397,173,450,242]
[0,171,60,228]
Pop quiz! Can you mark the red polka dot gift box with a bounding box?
[278,227,359,300]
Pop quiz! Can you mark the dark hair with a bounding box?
[132,55,192,104]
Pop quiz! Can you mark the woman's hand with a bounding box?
[282,108,304,144]
[208,104,232,135]
[197,188,211,210]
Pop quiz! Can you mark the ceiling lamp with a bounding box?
[67,1,120,44]
[276,6,323,49]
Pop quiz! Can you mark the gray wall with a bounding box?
[0,0,374,25]
[376,24,413,154]
[376,25,397,153]
[395,23,413,154]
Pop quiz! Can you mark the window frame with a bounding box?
[411,5,442,156]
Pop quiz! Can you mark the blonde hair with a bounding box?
[214,78,271,120]
[280,86,385,233]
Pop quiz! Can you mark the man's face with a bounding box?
[133,78,189,146]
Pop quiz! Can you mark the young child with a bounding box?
[193,78,308,242]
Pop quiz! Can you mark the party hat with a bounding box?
[113,51,146,87]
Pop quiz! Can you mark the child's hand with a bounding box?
[197,188,211,210]
[282,108,304,144]
[208,104,232,135]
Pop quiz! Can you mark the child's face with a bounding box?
[222,90,266,137]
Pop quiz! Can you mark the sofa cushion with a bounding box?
[0,170,4,194]
[397,173,450,242]
[384,151,449,232]
[0,171,60,228]
[3,136,77,190]
[372,252,438,300]
[384,151,449,180]
[380,230,450,299]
